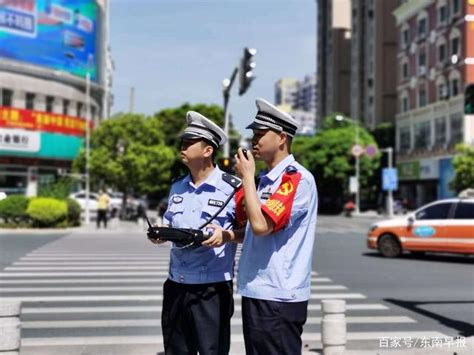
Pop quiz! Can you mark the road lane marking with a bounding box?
[20,332,447,346]
[22,316,415,329]
[21,303,388,314]
[0,277,333,284]
[5,266,171,271]
[0,293,365,302]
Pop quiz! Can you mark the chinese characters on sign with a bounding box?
[379,336,466,349]
[0,107,92,137]
[0,128,40,152]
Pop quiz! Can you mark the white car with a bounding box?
[0,192,6,201]
[69,191,99,212]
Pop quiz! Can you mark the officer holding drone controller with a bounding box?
[147,111,240,355]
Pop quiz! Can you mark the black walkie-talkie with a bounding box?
[242,149,248,159]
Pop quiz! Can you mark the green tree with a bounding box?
[73,113,175,199]
[292,115,380,212]
[450,144,474,193]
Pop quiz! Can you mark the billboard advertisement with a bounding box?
[0,0,99,81]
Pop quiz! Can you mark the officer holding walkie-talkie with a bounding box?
[148,111,240,355]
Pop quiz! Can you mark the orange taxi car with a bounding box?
[367,197,474,257]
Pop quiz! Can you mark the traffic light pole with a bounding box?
[223,67,238,159]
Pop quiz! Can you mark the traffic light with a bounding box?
[465,84,474,114]
[238,47,257,96]
[218,157,232,173]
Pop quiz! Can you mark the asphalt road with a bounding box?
[0,216,472,354]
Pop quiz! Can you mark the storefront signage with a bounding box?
[397,161,420,180]
[419,159,439,180]
[0,128,40,152]
[0,106,92,136]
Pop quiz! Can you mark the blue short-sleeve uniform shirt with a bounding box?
[163,166,237,284]
[237,154,318,302]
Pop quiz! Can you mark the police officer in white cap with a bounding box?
[149,111,240,355]
[230,98,318,354]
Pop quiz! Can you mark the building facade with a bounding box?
[350,0,399,129]
[0,1,110,196]
[275,74,317,135]
[316,0,352,127]
[393,0,474,207]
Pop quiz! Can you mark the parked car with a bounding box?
[0,191,7,201]
[69,191,99,212]
[367,197,474,257]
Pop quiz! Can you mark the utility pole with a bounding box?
[222,67,238,159]
[129,86,135,113]
[381,147,394,218]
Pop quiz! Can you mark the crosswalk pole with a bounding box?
[321,299,346,355]
[0,300,22,354]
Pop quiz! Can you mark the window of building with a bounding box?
[414,121,430,149]
[438,43,446,63]
[452,0,460,15]
[399,126,411,151]
[46,96,54,113]
[438,5,447,25]
[403,62,409,78]
[438,83,448,100]
[419,87,427,107]
[449,113,463,145]
[434,117,446,146]
[1,89,13,107]
[451,79,459,96]
[402,28,409,49]
[402,96,409,112]
[418,51,426,68]
[76,102,83,118]
[416,202,453,220]
[417,18,427,38]
[451,37,459,56]
[25,92,35,110]
[91,106,96,120]
[63,99,70,116]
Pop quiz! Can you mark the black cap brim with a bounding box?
[246,122,270,130]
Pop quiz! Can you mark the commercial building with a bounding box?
[350,0,399,129]
[0,0,111,196]
[393,0,474,207]
[275,74,317,135]
[316,0,352,127]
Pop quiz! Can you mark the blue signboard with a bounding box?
[0,0,98,81]
[382,168,398,191]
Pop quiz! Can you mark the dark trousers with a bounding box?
[96,209,107,228]
[162,279,234,355]
[242,296,308,355]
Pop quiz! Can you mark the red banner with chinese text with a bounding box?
[0,107,93,137]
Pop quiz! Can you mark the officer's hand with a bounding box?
[235,147,255,179]
[202,224,226,248]
[147,224,167,244]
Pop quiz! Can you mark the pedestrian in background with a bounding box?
[97,189,110,229]
[149,111,239,355]
[234,98,318,355]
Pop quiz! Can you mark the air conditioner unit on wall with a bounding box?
[418,66,427,76]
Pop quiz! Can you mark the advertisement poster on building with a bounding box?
[0,0,98,81]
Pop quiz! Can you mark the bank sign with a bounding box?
[0,107,89,160]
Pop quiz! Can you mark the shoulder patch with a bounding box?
[171,175,187,183]
[221,173,242,189]
[285,165,298,174]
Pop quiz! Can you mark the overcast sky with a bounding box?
[110,0,317,134]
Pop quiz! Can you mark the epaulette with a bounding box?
[221,173,242,189]
[171,175,187,184]
[285,165,298,174]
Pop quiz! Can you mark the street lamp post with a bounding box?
[85,70,91,225]
[336,115,360,214]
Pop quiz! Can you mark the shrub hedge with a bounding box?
[0,195,29,223]
[27,198,68,228]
